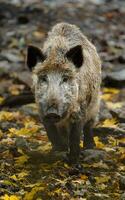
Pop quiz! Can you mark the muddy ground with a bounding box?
[0,0,125,199]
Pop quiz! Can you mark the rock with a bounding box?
[118,55,125,64]
[119,123,125,130]
[0,121,21,132]
[99,100,112,121]
[88,193,109,200]
[15,137,29,150]
[82,149,107,163]
[110,105,125,123]
[19,103,39,120]
[103,69,125,88]
[12,71,32,88]
[119,176,125,190]
[1,93,35,108]
[120,193,125,200]
[0,61,11,76]
[94,126,125,139]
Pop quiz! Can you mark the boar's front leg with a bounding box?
[83,119,96,149]
[68,121,81,164]
[43,121,68,151]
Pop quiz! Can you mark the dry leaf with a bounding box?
[0,111,20,121]
[95,176,110,184]
[103,88,119,94]
[106,102,123,109]
[15,154,29,166]
[24,185,44,200]
[102,118,118,128]
[1,194,20,200]
[94,136,105,149]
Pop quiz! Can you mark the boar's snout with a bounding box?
[43,99,61,123]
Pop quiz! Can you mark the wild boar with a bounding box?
[26,22,101,164]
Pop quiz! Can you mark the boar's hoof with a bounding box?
[83,142,96,150]
[64,153,79,165]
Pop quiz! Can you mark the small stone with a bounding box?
[119,176,125,190]
[104,69,125,88]
[82,149,107,163]
[120,193,125,200]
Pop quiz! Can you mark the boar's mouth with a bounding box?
[44,113,61,123]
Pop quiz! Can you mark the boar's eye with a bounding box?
[40,75,48,83]
[62,75,70,83]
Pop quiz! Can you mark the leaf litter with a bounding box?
[0,0,125,199]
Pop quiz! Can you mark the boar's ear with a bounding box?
[66,45,83,68]
[26,45,45,71]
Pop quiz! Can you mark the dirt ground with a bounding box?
[0,0,125,199]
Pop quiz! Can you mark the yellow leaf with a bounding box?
[108,136,117,146]
[101,93,112,101]
[94,136,105,149]
[54,188,62,194]
[10,175,17,180]
[37,143,51,152]
[103,88,119,94]
[101,87,119,101]
[24,186,44,200]
[17,171,28,180]
[118,165,125,172]
[87,161,108,169]
[106,101,123,109]
[0,96,4,104]
[80,174,88,181]
[15,154,29,166]
[1,195,20,200]
[10,195,19,200]
[95,176,110,184]
[80,140,83,148]
[0,129,3,139]
[9,126,39,136]
[64,163,70,169]
[1,194,10,200]
[102,118,118,128]
[0,111,20,121]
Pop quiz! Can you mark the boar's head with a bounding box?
[26,45,83,123]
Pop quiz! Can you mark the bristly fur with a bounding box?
[33,22,101,124]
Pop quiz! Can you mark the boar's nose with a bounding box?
[45,108,61,123]
[47,98,58,111]
[45,100,60,122]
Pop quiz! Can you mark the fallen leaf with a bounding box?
[1,194,20,200]
[80,174,88,181]
[0,96,4,104]
[103,88,119,94]
[108,136,117,146]
[17,171,28,180]
[101,93,113,101]
[88,161,108,169]
[9,125,39,136]
[24,185,44,200]
[15,154,29,166]
[102,118,118,128]
[95,176,110,184]
[106,102,123,109]
[0,111,20,121]
[94,136,105,148]
[101,88,119,101]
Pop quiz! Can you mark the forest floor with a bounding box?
[0,0,125,199]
